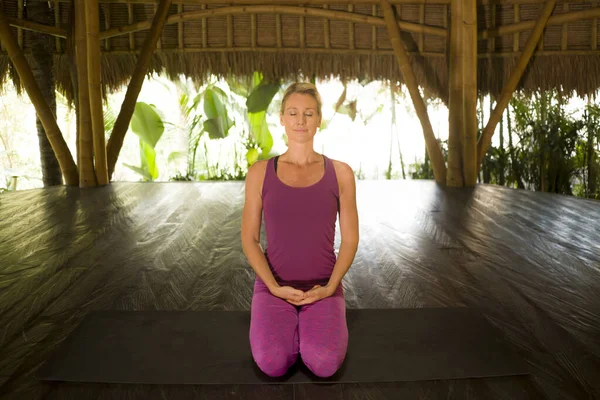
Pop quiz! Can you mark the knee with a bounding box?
[300,343,346,378]
[252,344,296,377]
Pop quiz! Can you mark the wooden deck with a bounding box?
[0,181,599,399]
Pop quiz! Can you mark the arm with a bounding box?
[241,161,280,292]
[326,161,359,293]
[241,161,305,302]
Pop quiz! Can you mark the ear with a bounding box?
[280,113,285,126]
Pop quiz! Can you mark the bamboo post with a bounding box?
[85,0,109,186]
[380,0,446,184]
[447,0,463,187]
[462,0,477,186]
[0,9,78,185]
[477,0,557,168]
[106,0,172,180]
[75,0,96,187]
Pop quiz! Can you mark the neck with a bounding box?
[281,142,320,166]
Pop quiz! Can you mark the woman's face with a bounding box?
[280,93,321,144]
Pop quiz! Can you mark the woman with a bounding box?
[241,82,359,378]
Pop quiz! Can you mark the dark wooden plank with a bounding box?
[0,181,598,399]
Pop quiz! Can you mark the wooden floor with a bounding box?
[0,181,599,400]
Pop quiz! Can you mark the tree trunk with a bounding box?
[506,103,524,189]
[27,0,62,186]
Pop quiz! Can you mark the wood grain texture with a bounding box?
[0,181,599,399]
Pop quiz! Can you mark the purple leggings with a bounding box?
[249,281,348,378]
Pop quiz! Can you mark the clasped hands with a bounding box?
[271,284,335,306]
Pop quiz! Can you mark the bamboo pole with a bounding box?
[324,4,330,49]
[106,0,172,179]
[6,16,67,38]
[99,5,448,40]
[447,0,463,187]
[80,0,454,4]
[348,4,355,49]
[0,9,78,185]
[480,7,600,39]
[54,1,62,52]
[561,3,568,50]
[104,3,112,51]
[380,0,446,184]
[251,13,256,48]
[18,0,23,47]
[178,3,184,48]
[513,4,520,51]
[75,0,97,187]
[128,4,135,49]
[593,2,598,50]
[463,0,477,186]
[85,0,109,186]
[276,13,282,47]
[477,0,557,168]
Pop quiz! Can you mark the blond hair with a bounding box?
[280,82,323,118]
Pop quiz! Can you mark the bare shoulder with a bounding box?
[245,159,269,195]
[330,159,356,194]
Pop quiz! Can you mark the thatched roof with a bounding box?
[1,0,600,102]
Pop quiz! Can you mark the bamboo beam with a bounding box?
[85,0,109,186]
[178,3,184,48]
[201,4,207,48]
[419,4,424,53]
[463,0,477,186]
[276,13,282,47]
[54,1,62,52]
[480,7,600,39]
[513,4,520,51]
[251,13,256,48]
[18,0,23,47]
[6,16,67,38]
[106,0,172,179]
[348,4,355,49]
[372,5,377,50]
[477,0,557,168]
[561,3,568,50]
[99,5,448,40]
[104,3,112,51]
[380,0,446,184]
[128,3,135,49]
[447,0,463,187]
[323,4,330,49]
[75,0,97,187]
[0,9,78,185]
[593,2,598,50]
[74,0,454,4]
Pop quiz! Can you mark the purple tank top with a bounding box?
[259,155,340,291]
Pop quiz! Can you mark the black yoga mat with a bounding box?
[35,308,530,384]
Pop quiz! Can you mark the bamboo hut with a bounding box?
[1,0,600,187]
[1,2,600,399]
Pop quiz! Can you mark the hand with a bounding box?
[286,284,335,306]
[270,285,307,303]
